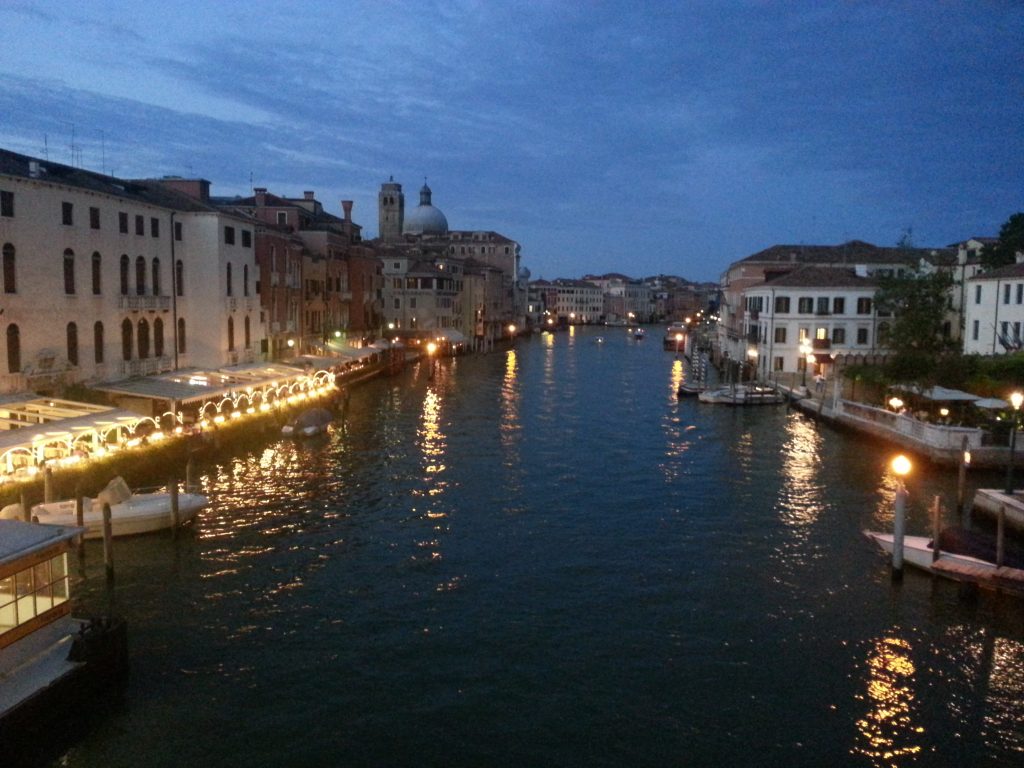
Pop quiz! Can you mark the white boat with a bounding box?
[863,531,999,575]
[281,407,333,438]
[0,476,207,539]
[633,328,646,339]
[698,384,784,405]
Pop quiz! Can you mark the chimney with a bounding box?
[28,160,42,178]
[254,187,267,207]
[304,191,315,201]
[341,200,353,222]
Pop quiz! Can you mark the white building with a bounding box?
[530,279,604,324]
[744,266,883,379]
[963,260,1024,356]
[0,148,262,395]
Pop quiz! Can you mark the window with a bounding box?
[119,212,128,233]
[816,297,830,314]
[6,324,20,373]
[410,298,417,309]
[150,217,159,238]
[277,212,287,226]
[177,318,186,354]
[62,201,73,225]
[66,322,78,366]
[89,207,100,230]
[227,317,235,351]
[175,260,184,296]
[226,263,233,296]
[63,249,75,294]
[857,328,869,345]
[120,255,129,295]
[972,320,979,341]
[2,244,15,293]
[138,319,150,359]
[174,221,183,241]
[135,256,146,296]
[94,322,104,364]
[91,252,102,295]
[832,297,845,314]
[974,285,982,304]
[224,226,235,245]
[832,327,846,344]
[774,356,784,372]
[241,230,252,248]
[243,264,249,296]
[774,327,787,343]
[394,298,400,309]
[798,297,813,314]
[121,319,133,361]
[856,297,872,314]
[1015,322,1021,342]
[135,215,145,236]
[151,258,160,295]
[0,190,12,217]
[244,316,251,348]
[1017,284,1023,305]
[154,318,164,358]
[774,296,790,313]
[1004,284,1011,304]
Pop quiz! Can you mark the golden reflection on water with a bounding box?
[853,636,925,766]
[980,635,1024,753]
[778,414,824,528]
[659,359,693,483]
[669,359,684,399]
[417,388,447,496]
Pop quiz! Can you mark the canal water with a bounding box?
[60,326,1023,767]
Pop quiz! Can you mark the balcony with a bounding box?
[812,338,832,350]
[119,295,171,311]
[121,357,171,377]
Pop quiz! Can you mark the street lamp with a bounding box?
[426,341,437,379]
[799,340,812,387]
[891,454,911,572]
[674,332,683,358]
[1004,390,1023,495]
[747,346,758,383]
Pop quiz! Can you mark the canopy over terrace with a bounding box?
[0,397,146,480]
[92,362,330,425]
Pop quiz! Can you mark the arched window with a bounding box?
[3,243,15,293]
[63,249,75,294]
[227,317,235,351]
[177,318,186,354]
[226,263,233,296]
[120,255,129,295]
[66,322,78,366]
[154,317,164,358]
[94,321,104,364]
[175,259,184,296]
[91,252,102,295]
[135,256,146,296]
[243,264,249,296]
[151,257,160,295]
[6,324,20,373]
[244,315,251,348]
[138,318,150,359]
[121,318,133,361]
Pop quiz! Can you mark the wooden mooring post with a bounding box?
[20,488,29,522]
[102,502,114,582]
[75,491,85,562]
[43,466,54,503]
[997,505,1006,569]
[169,476,179,537]
[186,454,196,494]
[957,436,970,520]
[931,495,942,563]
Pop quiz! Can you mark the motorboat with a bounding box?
[282,407,333,438]
[0,476,207,539]
[633,328,646,340]
[698,384,784,405]
[677,383,706,397]
[663,322,688,350]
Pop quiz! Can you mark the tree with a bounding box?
[980,212,1024,271]
[874,271,955,385]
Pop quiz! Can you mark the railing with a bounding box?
[839,400,983,450]
[121,357,171,377]
[812,338,831,350]
[119,295,171,311]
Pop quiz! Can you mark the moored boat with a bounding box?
[0,476,207,539]
[282,407,333,438]
[698,384,784,405]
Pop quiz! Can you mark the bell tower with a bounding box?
[378,177,404,243]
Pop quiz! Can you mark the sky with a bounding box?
[1,1,1021,283]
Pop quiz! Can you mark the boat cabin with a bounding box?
[0,520,77,651]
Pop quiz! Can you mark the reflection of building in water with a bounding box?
[854,636,924,763]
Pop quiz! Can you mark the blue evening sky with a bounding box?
[1,1,1021,282]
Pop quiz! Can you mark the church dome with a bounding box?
[403,182,449,236]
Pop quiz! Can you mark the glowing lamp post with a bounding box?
[508,324,517,345]
[799,340,812,387]
[747,347,758,383]
[1004,391,1024,495]
[891,454,911,572]
[674,332,683,358]
[426,341,437,379]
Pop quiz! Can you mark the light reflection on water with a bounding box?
[62,325,1024,768]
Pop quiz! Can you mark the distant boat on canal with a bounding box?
[698,384,784,405]
[281,407,334,438]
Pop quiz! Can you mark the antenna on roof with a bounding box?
[43,133,48,161]
[250,170,254,190]
[101,130,106,176]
